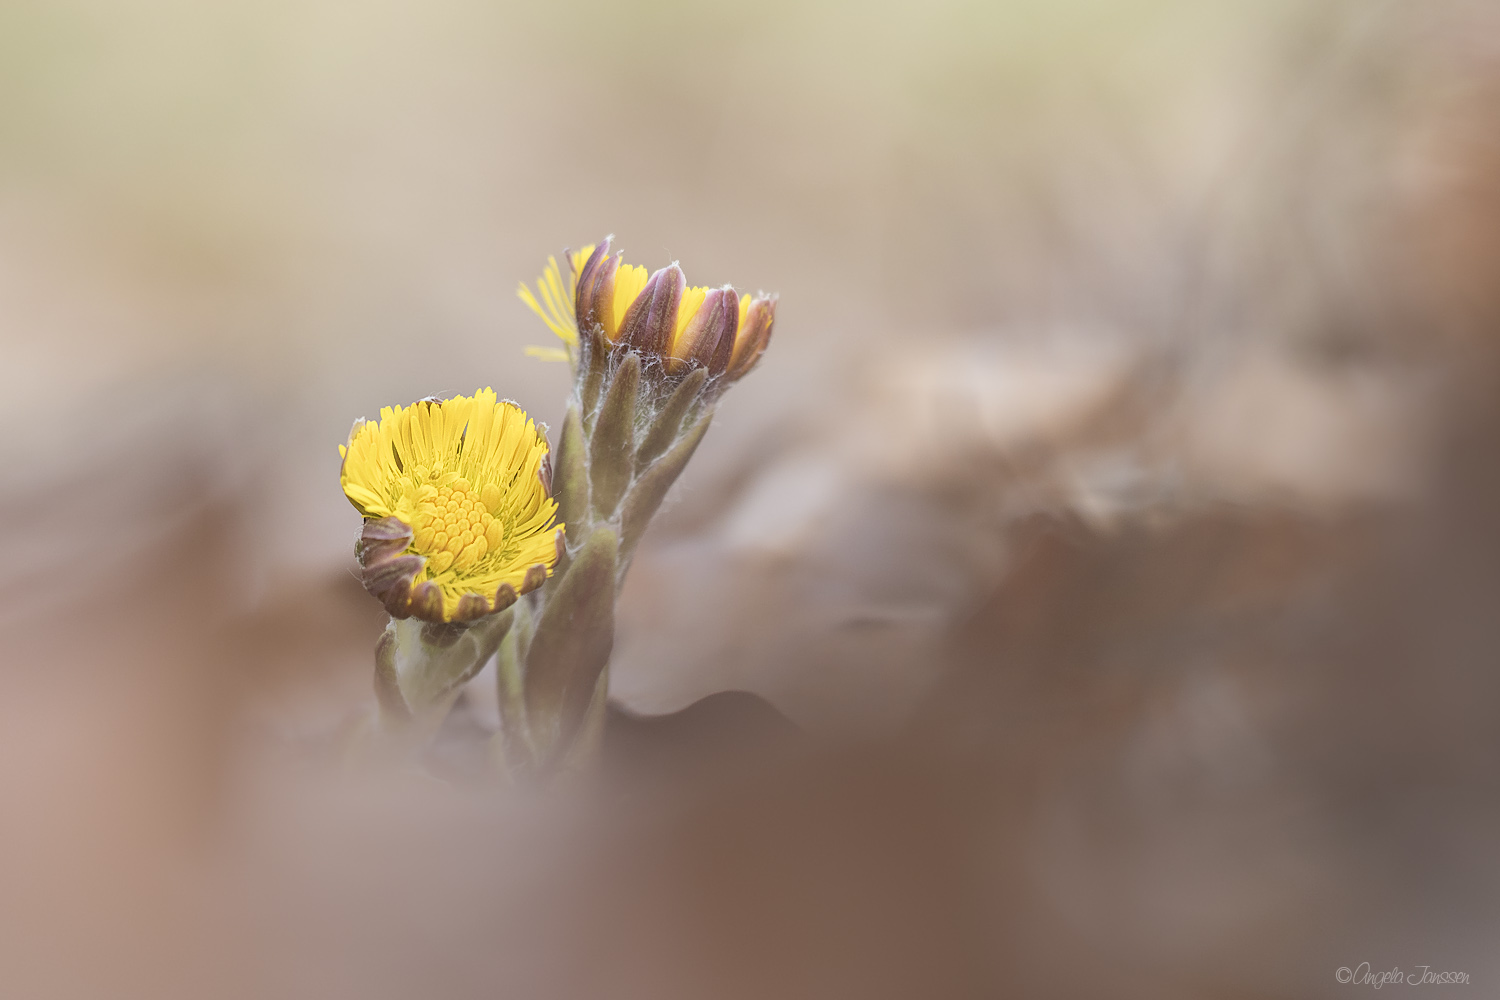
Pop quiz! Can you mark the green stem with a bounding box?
[356,611,513,766]
[490,355,719,778]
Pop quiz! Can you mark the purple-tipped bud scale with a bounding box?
[617,263,685,357]
[725,295,776,380]
[670,285,739,375]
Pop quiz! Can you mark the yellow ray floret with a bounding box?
[518,247,595,358]
[609,262,650,338]
[522,246,705,346]
[339,389,561,620]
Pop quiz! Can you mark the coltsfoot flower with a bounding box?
[340,240,776,775]
[520,237,777,383]
[518,236,779,577]
[339,389,564,622]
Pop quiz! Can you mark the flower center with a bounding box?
[409,477,506,575]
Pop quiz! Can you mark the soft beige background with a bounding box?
[3,0,1499,996]
[2,0,1448,716]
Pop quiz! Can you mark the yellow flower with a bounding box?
[339,389,563,622]
[519,236,776,380]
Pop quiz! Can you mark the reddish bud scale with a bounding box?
[357,516,560,622]
[726,295,777,381]
[671,286,740,376]
[573,241,611,334]
[618,263,685,357]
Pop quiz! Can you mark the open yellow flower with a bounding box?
[519,236,776,380]
[339,389,563,622]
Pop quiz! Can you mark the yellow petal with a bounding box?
[673,286,709,347]
[525,345,571,363]
[612,263,650,333]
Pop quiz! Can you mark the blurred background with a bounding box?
[3,0,1499,996]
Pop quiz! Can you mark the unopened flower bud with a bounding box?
[574,239,619,342]
[523,237,778,393]
[618,263,686,358]
[725,294,776,381]
[670,285,740,375]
